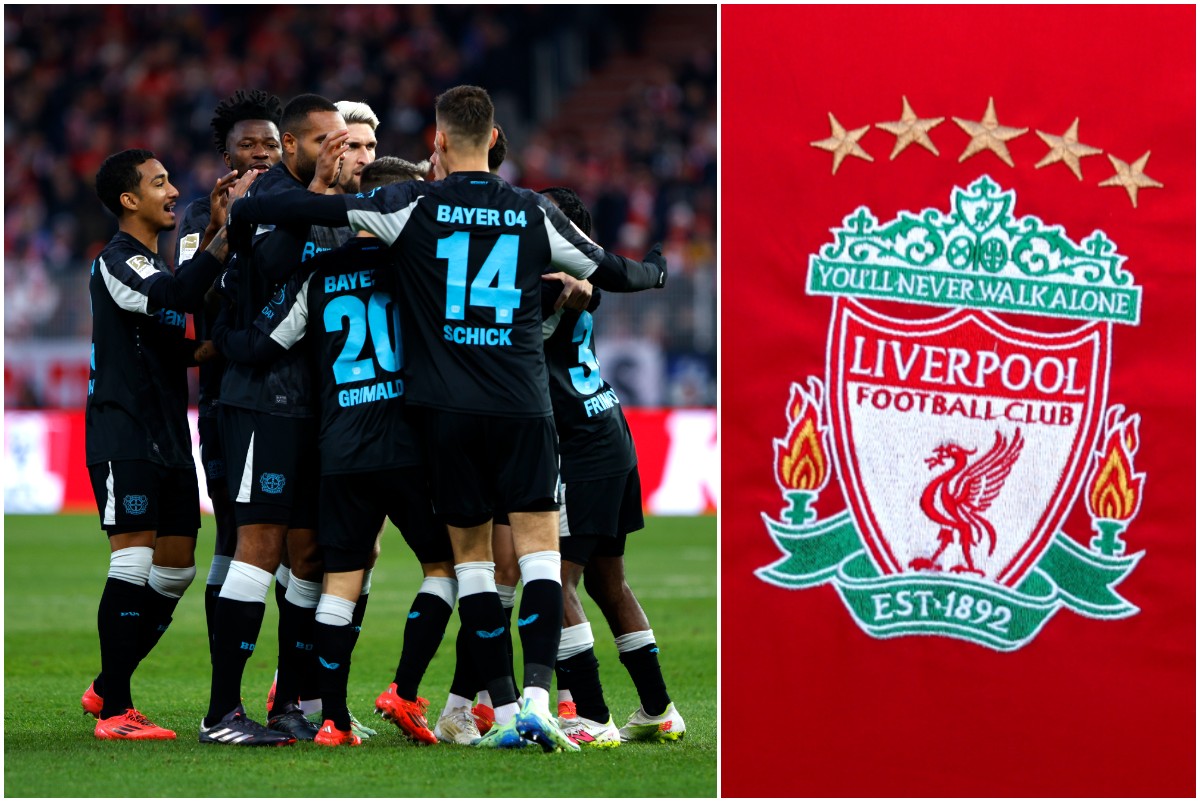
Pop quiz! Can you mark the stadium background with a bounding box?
[3,4,717,516]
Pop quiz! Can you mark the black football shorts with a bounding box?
[319,467,453,571]
[558,466,645,566]
[419,410,559,528]
[88,459,200,537]
[219,406,319,529]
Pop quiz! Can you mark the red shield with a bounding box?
[828,298,1109,586]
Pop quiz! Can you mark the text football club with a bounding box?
[757,176,1146,651]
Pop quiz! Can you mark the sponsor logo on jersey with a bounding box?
[757,177,1145,651]
[125,254,159,280]
[259,472,286,495]
[123,494,149,515]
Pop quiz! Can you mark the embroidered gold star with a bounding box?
[811,112,873,174]
[952,97,1028,167]
[875,96,944,159]
[1034,118,1103,180]
[1099,151,1163,208]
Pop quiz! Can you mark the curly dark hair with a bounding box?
[210,89,283,153]
[539,186,591,236]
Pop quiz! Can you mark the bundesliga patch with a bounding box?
[125,254,158,280]
[756,176,1145,651]
[179,232,201,263]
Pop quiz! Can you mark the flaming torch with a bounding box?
[774,378,831,525]
[1085,407,1144,556]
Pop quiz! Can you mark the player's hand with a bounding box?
[205,170,239,229]
[224,198,254,253]
[193,340,219,364]
[643,242,667,289]
[213,267,239,304]
[310,129,350,193]
[209,169,259,229]
[543,272,594,311]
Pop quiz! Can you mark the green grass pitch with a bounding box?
[3,513,716,797]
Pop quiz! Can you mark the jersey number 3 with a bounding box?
[438,232,521,325]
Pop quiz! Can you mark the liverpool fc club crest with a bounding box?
[757,176,1145,651]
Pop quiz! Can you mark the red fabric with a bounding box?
[721,5,1195,796]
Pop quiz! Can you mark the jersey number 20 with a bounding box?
[323,292,403,385]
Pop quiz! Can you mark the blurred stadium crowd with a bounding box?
[4,5,716,408]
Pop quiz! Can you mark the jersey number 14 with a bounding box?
[438,232,521,325]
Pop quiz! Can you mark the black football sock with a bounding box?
[314,621,355,731]
[205,597,265,726]
[274,596,316,712]
[392,591,452,700]
[350,592,369,649]
[557,648,608,723]
[619,641,670,717]
[448,617,481,702]
[132,583,182,666]
[458,591,519,708]
[96,577,145,718]
[515,578,563,693]
[204,583,222,658]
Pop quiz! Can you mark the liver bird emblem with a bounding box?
[909,428,1024,576]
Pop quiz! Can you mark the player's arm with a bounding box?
[228,192,351,247]
[540,201,667,292]
[229,181,420,248]
[97,233,233,317]
[211,269,314,365]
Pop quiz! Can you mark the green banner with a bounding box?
[807,259,1141,325]
[757,512,1141,651]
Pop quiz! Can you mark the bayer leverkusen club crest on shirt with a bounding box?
[756,176,1146,651]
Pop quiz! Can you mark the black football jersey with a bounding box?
[541,284,637,481]
[86,232,207,468]
[219,162,349,417]
[214,237,420,474]
[229,171,663,418]
[175,195,223,419]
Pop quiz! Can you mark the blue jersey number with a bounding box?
[569,311,603,394]
[437,231,520,324]
[323,292,403,385]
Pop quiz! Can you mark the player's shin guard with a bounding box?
[616,630,670,717]
[516,551,564,701]
[393,577,456,700]
[314,595,357,732]
[455,562,519,710]
[96,546,153,718]
[557,623,608,723]
[275,574,320,709]
[205,561,271,726]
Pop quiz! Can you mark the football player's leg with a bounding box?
[204,522,285,728]
[587,553,684,741]
[273,526,321,724]
[96,530,155,720]
[450,521,521,723]
[313,567,362,736]
[558,557,610,727]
